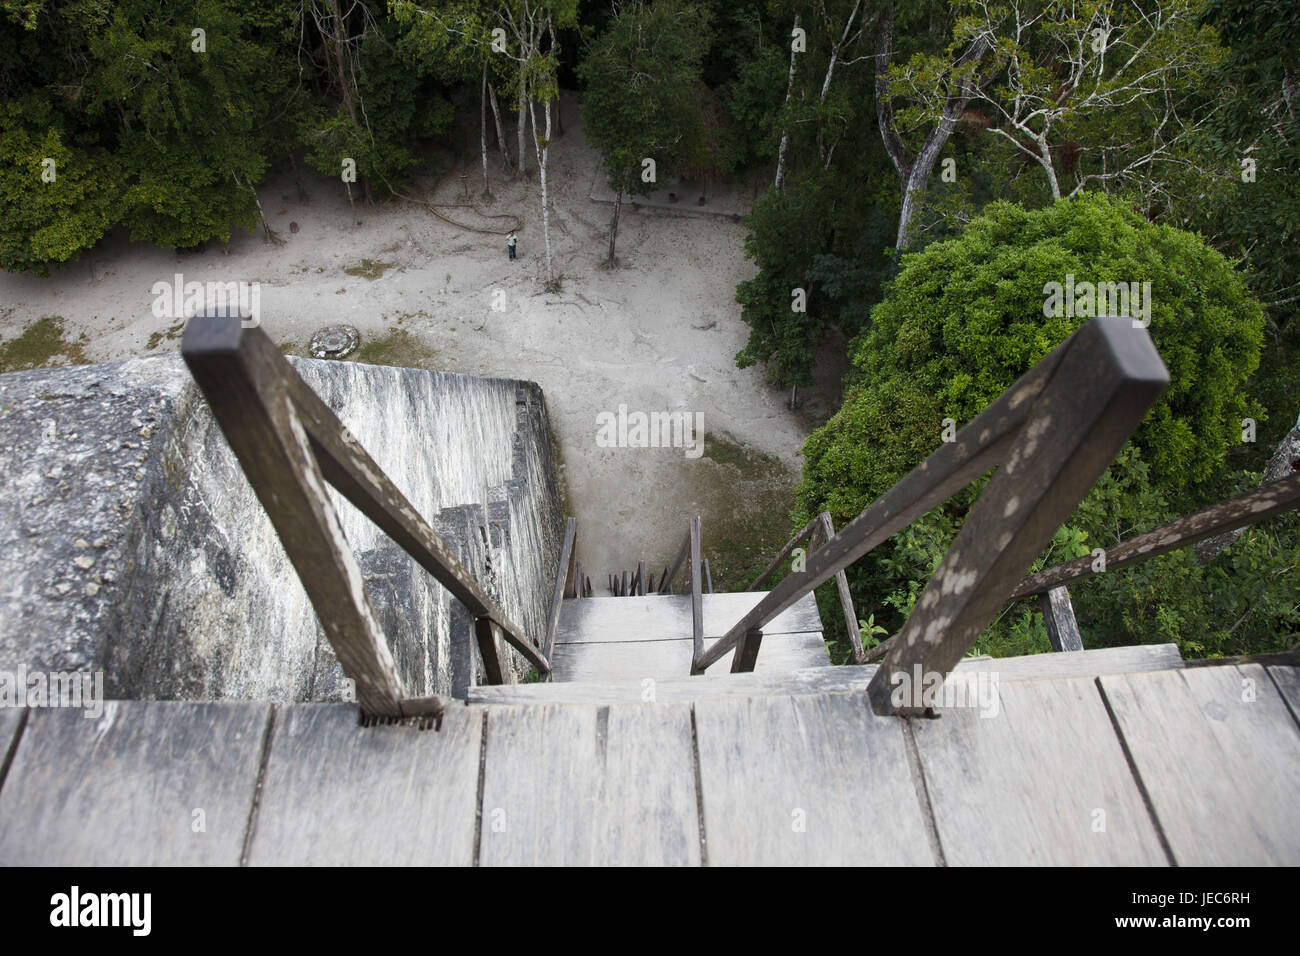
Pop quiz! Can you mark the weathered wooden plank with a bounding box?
[1267,665,1300,725]
[705,592,822,640]
[552,631,830,682]
[472,644,1187,705]
[554,592,822,646]
[1100,664,1300,865]
[0,701,270,866]
[955,642,1183,679]
[479,702,700,865]
[245,703,480,866]
[694,693,934,865]
[912,675,1167,865]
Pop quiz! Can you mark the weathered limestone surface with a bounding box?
[0,355,564,701]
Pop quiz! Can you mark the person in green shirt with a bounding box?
[507,230,518,261]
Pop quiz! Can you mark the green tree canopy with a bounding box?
[799,193,1265,524]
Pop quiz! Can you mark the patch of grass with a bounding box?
[692,434,798,594]
[702,434,781,472]
[687,432,863,664]
[343,258,395,280]
[0,316,90,373]
[547,415,574,520]
[352,328,437,369]
[145,321,185,351]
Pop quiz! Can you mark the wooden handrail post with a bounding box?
[1040,586,1083,653]
[817,512,865,664]
[699,318,1169,693]
[543,517,577,663]
[689,517,703,673]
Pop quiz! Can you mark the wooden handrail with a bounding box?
[182,315,549,716]
[694,318,1169,715]
[735,511,865,666]
[1009,473,1300,599]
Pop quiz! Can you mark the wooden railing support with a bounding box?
[543,517,578,663]
[1039,586,1084,653]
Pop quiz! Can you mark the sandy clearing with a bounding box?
[0,95,846,586]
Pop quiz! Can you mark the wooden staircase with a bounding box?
[544,592,830,682]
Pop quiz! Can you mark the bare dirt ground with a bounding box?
[0,95,849,589]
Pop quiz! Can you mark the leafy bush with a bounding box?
[801,193,1264,518]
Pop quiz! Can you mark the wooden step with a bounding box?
[547,590,829,682]
[472,643,1187,705]
[553,591,823,644]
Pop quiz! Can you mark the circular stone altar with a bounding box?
[309,325,361,359]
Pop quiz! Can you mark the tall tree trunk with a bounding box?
[517,82,529,179]
[606,190,621,266]
[876,2,990,252]
[815,0,863,167]
[816,47,838,165]
[550,21,565,137]
[488,82,512,170]
[531,98,554,283]
[235,173,280,244]
[480,59,491,198]
[774,13,801,193]
[328,0,357,124]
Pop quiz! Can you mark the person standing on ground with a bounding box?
[507,230,517,261]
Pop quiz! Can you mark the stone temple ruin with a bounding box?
[0,351,565,703]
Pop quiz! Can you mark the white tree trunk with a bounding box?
[517,82,530,179]
[480,60,491,197]
[531,98,554,282]
[606,190,622,266]
[877,2,991,252]
[895,104,966,251]
[488,82,512,170]
[1039,137,1062,199]
[774,13,801,193]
